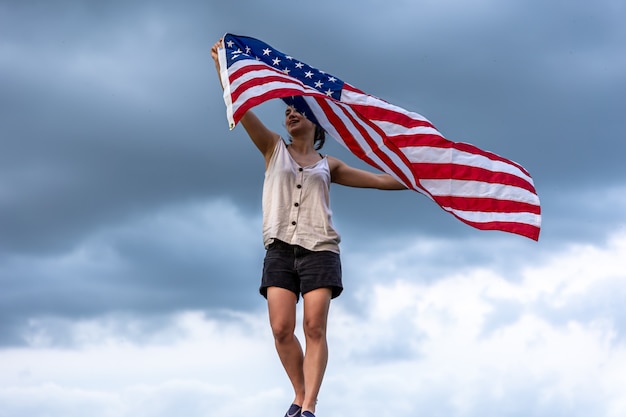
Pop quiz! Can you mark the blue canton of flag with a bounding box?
[225,34,344,100]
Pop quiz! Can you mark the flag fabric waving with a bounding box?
[216,33,541,241]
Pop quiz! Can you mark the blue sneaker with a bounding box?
[301,411,316,417]
[284,404,302,417]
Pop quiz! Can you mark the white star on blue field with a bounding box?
[226,34,344,99]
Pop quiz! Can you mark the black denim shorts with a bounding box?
[260,239,343,301]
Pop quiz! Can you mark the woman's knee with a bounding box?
[303,318,326,341]
[302,288,331,341]
[271,319,296,343]
[267,287,298,343]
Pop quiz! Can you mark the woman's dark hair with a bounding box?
[283,101,326,150]
[314,124,326,150]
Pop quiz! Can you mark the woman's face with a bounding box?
[285,105,316,137]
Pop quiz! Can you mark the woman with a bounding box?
[211,39,406,417]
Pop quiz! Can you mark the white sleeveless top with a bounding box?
[262,140,341,253]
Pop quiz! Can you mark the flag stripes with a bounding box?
[217,33,541,240]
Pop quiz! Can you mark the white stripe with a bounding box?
[401,146,534,185]
[375,121,443,137]
[442,207,542,227]
[230,66,308,95]
[231,79,306,107]
[421,179,540,205]
[341,88,434,125]
[229,63,304,93]
[218,46,235,128]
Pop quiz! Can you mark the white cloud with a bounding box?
[0,311,285,417]
[2,230,626,416]
[323,229,626,416]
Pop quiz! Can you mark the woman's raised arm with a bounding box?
[211,39,279,164]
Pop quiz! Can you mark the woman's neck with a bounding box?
[288,135,316,154]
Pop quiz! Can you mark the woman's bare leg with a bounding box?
[267,287,305,407]
[301,287,332,414]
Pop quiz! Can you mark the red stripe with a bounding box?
[391,133,450,148]
[230,74,293,104]
[229,65,310,104]
[232,87,305,123]
[454,218,540,241]
[229,62,269,82]
[411,163,536,193]
[350,103,436,130]
[431,195,541,214]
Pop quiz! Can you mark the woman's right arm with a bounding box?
[239,112,280,163]
[211,39,279,165]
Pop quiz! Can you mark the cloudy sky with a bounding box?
[1,0,625,416]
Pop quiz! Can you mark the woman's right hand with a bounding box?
[212,38,224,65]
[211,38,224,86]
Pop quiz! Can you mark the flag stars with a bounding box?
[224,36,344,101]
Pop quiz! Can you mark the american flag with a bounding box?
[216,33,541,241]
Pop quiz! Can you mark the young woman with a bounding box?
[211,39,406,417]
